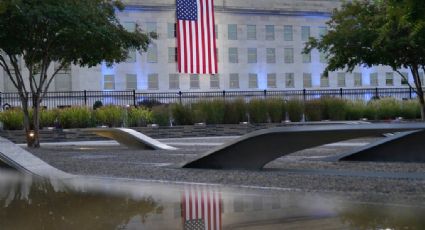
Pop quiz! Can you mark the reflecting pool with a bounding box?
[0,170,424,230]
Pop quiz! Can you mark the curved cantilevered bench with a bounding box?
[326,129,425,163]
[0,137,74,179]
[85,128,177,150]
[183,123,425,170]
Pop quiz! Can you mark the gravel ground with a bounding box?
[25,136,425,205]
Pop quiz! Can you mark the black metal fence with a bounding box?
[0,87,419,110]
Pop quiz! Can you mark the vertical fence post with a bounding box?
[179,91,182,104]
[375,87,379,99]
[83,90,87,106]
[133,90,136,106]
[303,89,307,102]
[339,88,343,99]
[409,87,413,99]
[0,91,2,109]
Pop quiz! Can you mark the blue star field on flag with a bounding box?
[177,0,198,21]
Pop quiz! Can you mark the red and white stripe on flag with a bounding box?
[177,0,218,75]
[181,185,222,230]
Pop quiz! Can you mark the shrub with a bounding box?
[93,100,103,110]
[127,107,153,127]
[400,100,421,119]
[58,106,92,128]
[368,98,401,120]
[286,100,304,122]
[223,98,247,124]
[304,100,322,121]
[93,105,124,127]
[0,109,24,130]
[171,103,193,125]
[346,101,368,120]
[40,109,58,128]
[151,105,170,126]
[266,98,285,123]
[247,99,268,123]
[321,97,348,120]
[138,99,162,109]
[191,100,225,124]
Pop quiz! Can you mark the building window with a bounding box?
[126,49,136,63]
[210,74,220,89]
[266,48,276,64]
[3,57,22,92]
[168,47,177,63]
[303,73,312,88]
[126,74,137,90]
[319,51,327,63]
[216,48,219,62]
[267,73,277,88]
[123,21,136,32]
[228,24,237,40]
[215,24,218,39]
[3,73,16,92]
[354,72,362,87]
[229,73,239,89]
[318,26,327,38]
[167,23,176,38]
[285,73,295,88]
[302,52,311,63]
[301,26,310,42]
[247,25,256,40]
[248,73,258,89]
[247,48,257,63]
[190,74,200,89]
[54,64,72,91]
[169,74,179,90]
[283,25,293,41]
[419,72,424,83]
[337,73,346,87]
[284,48,294,64]
[386,72,394,86]
[370,73,379,86]
[228,47,238,63]
[146,22,157,34]
[320,74,329,87]
[401,72,409,85]
[148,73,159,90]
[265,25,275,41]
[147,43,158,63]
[103,75,115,90]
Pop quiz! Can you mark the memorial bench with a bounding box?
[84,128,177,150]
[183,123,425,170]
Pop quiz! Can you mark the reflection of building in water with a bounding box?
[138,185,349,229]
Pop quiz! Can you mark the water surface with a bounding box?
[0,170,423,230]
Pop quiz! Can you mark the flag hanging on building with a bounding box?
[182,185,222,230]
[176,0,218,75]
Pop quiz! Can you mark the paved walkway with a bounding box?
[2,136,425,198]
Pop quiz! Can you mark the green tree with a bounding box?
[305,0,425,120]
[0,0,153,147]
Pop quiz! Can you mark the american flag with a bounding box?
[182,185,222,230]
[176,0,218,74]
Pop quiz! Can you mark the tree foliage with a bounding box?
[305,0,425,120]
[0,0,153,147]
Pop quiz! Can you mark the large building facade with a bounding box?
[0,0,420,93]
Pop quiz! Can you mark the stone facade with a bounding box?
[0,0,415,93]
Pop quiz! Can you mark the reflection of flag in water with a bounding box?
[182,185,222,230]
